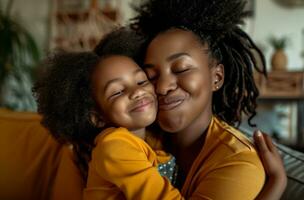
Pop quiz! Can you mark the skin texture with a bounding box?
[91,55,157,138]
[144,28,224,185]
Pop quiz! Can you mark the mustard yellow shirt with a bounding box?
[83,127,183,200]
[181,117,266,200]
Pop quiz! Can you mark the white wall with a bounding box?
[251,0,304,70]
[1,0,50,53]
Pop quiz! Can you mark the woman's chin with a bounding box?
[158,115,185,133]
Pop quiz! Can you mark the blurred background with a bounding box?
[0,0,303,151]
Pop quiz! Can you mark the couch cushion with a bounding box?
[0,109,63,200]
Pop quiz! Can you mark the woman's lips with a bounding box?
[158,96,185,111]
[130,98,154,112]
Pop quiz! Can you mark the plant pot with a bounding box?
[271,49,288,71]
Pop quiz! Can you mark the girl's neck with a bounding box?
[131,128,146,140]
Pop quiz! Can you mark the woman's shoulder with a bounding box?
[211,117,256,153]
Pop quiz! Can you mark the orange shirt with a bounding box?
[55,117,265,200]
[181,117,266,199]
[83,127,182,200]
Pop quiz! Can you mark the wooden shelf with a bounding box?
[255,71,304,99]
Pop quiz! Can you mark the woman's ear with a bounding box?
[212,64,224,91]
[89,110,106,128]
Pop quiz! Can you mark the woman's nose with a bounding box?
[155,74,177,95]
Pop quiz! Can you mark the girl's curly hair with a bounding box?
[33,27,145,180]
[131,0,267,127]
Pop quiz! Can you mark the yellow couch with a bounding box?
[0,109,84,200]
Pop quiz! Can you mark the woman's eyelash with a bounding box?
[174,69,188,74]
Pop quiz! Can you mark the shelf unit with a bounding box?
[254,71,304,148]
[49,0,121,51]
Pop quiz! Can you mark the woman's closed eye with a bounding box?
[173,67,191,74]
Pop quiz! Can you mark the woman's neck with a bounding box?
[169,113,212,189]
[171,113,212,149]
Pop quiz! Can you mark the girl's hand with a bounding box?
[254,130,287,200]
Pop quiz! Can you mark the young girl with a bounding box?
[33,28,182,199]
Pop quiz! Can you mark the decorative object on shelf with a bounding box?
[50,0,121,51]
[0,0,40,111]
[268,36,289,71]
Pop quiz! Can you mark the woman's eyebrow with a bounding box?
[143,53,191,69]
[167,52,190,62]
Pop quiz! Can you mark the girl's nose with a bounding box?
[130,87,146,99]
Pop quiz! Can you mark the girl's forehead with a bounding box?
[92,55,143,86]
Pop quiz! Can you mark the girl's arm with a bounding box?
[254,130,287,200]
[84,128,183,200]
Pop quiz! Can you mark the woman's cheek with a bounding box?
[181,74,206,96]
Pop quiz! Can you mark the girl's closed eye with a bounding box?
[137,79,149,85]
[109,89,124,100]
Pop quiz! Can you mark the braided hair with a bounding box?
[131,0,267,126]
[33,27,145,180]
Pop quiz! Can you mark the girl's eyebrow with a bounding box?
[103,68,143,92]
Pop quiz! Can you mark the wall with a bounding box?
[251,0,304,70]
[1,0,50,53]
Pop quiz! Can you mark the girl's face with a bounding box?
[144,29,223,133]
[92,55,157,131]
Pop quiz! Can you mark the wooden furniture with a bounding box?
[254,71,304,148]
[49,0,121,51]
[255,71,304,99]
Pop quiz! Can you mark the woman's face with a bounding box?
[91,55,157,131]
[143,29,223,133]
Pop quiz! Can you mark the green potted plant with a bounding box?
[268,36,288,71]
[0,0,40,110]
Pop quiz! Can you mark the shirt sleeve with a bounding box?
[91,134,183,200]
[188,151,265,200]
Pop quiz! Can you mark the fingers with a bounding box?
[263,132,277,153]
[254,130,269,153]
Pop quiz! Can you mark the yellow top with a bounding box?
[83,127,183,200]
[181,117,266,199]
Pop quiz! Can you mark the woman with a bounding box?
[129,0,287,199]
